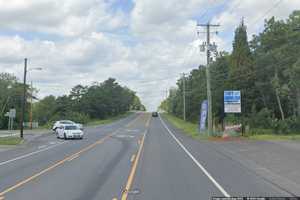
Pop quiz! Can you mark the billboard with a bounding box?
[224,91,241,113]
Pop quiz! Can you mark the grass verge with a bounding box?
[162,113,209,140]
[247,134,300,141]
[87,112,132,126]
[162,113,300,141]
[0,137,23,145]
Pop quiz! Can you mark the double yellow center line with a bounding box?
[121,131,146,200]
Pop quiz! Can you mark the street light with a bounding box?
[20,58,42,138]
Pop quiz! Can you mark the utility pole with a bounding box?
[182,73,186,121]
[20,58,27,138]
[197,22,219,135]
[30,81,33,130]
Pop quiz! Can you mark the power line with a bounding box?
[227,0,242,14]
[249,0,284,27]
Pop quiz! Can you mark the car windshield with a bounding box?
[60,121,73,124]
[64,126,78,130]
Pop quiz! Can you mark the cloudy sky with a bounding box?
[0,0,299,111]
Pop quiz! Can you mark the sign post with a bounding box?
[4,109,16,130]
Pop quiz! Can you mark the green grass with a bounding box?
[162,113,210,140]
[87,112,132,126]
[163,113,300,141]
[0,137,23,145]
[247,134,300,140]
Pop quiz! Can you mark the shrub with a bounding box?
[64,111,90,124]
[285,116,300,133]
[270,119,291,134]
[249,108,272,129]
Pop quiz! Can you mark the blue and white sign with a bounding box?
[224,90,241,113]
[199,100,208,131]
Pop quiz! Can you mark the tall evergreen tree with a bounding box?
[230,19,256,117]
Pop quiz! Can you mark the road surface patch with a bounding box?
[121,131,146,200]
[159,114,231,197]
[0,115,141,196]
[145,115,151,128]
[0,133,113,197]
[125,115,141,128]
[0,142,65,167]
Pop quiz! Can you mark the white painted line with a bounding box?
[49,141,57,145]
[0,142,65,167]
[114,135,135,138]
[67,154,79,162]
[38,145,47,149]
[159,115,230,197]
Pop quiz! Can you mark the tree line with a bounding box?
[0,75,145,129]
[160,10,300,134]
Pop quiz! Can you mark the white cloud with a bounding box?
[213,0,300,39]
[0,0,127,37]
[0,0,299,111]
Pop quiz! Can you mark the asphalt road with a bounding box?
[0,113,295,200]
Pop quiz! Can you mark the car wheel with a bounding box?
[64,133,67,140]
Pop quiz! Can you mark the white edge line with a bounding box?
[158,114,230,197]
[0,142,65,167]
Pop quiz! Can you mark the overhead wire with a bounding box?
[249,0,284,27]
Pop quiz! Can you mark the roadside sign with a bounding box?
[224,91,241,113]
[9,109,16,118]
[199,100,208,131]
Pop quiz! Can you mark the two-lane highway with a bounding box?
[0,113,149,200]
[0,113,294,200]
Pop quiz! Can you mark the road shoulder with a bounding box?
[161,114,300,196]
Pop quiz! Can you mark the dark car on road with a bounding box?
[152,112,158,117]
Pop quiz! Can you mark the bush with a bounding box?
[249,108,272,129]
[270,118,292,134]
[64,111,90,124]
[248,128,274,135]
[285,116,300,132]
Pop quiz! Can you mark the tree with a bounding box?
[230,20,255,117]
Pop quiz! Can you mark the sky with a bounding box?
[0,0,299,111]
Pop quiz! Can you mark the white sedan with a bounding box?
[56,125,84,140]
[52,120,83,132]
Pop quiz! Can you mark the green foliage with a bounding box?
[0,137,23,145]
[0,75,144,129]
[0,73,26,129]
[162,113,209,140]
[160,10,300,135]
[248,108,272,129]
[32,78,144,126]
